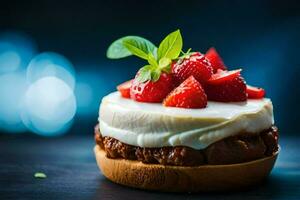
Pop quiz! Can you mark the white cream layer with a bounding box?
[98,92,274,150]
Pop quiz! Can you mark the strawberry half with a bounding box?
[205,76,247,102]
[130,72,174,103]
[208,69,241,84]
[247,85,265,99]
[171,52,213,85]
[163,76,207,108]
[117,79,133,98]
[205,47,227,73]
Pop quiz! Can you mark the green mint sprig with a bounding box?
[157,30,182,60]
[106,30,183,83]
[106,36,156,59]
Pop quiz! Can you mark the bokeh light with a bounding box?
[21,76,77,136]
[0,32,37,74]
[75,82,94,116]
[27,52,76,90]
[75,68,114,117]
[0,32,77,136]
[0,71,28,133]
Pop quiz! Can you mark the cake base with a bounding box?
[94,145,278,192]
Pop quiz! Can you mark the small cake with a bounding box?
[94,30,279,192]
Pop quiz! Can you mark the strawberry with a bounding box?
[205,47,227,73]
[205,76,247,102]
[171,52,213,85]
[130,72,174,102]
[247,85,265,99]
[208,69,241,84]
[117,79,133,98]
[163,76,207,108]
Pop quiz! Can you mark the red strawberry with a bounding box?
[163,76,207,108]
[117,79,133,98]
[130,72,174,102]
[205,76,247,102]
[171,52,213,85]
[247,85,265,99]
[205,47,227,73]
[208,69,241,84]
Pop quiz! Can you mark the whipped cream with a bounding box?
[98,92,274,150]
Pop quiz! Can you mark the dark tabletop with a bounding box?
[0,134,299,200]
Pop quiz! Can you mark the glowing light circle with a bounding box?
[0,32,37,74]
[27,52,76,90]
[21,76,77,136]
[75,82,94,115]
[0,72,28,133]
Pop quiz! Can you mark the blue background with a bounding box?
[0,0,299,135]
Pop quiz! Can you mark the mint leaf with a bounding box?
[157,30,183,60]
[158,57,171,73]
[158,57,171,68]
[107,36,156,59]
[122,37,157,60]
[151,69,161,82]
[136,65,152,82]
[147,53,158,67]
[136,64,162,83]
[107,31,183,83]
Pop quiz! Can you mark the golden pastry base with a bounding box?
[94,145,278,192]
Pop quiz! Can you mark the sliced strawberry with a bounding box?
[205,76,247,102]
[208,69,241,85]
[117,79,133,98]
[205,47,227,73]
[247,85,265,99]
[171,52,213,85]
[130,72,174,103]
[163,76,207,108]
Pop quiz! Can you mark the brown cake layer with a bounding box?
[94,125,278,166]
